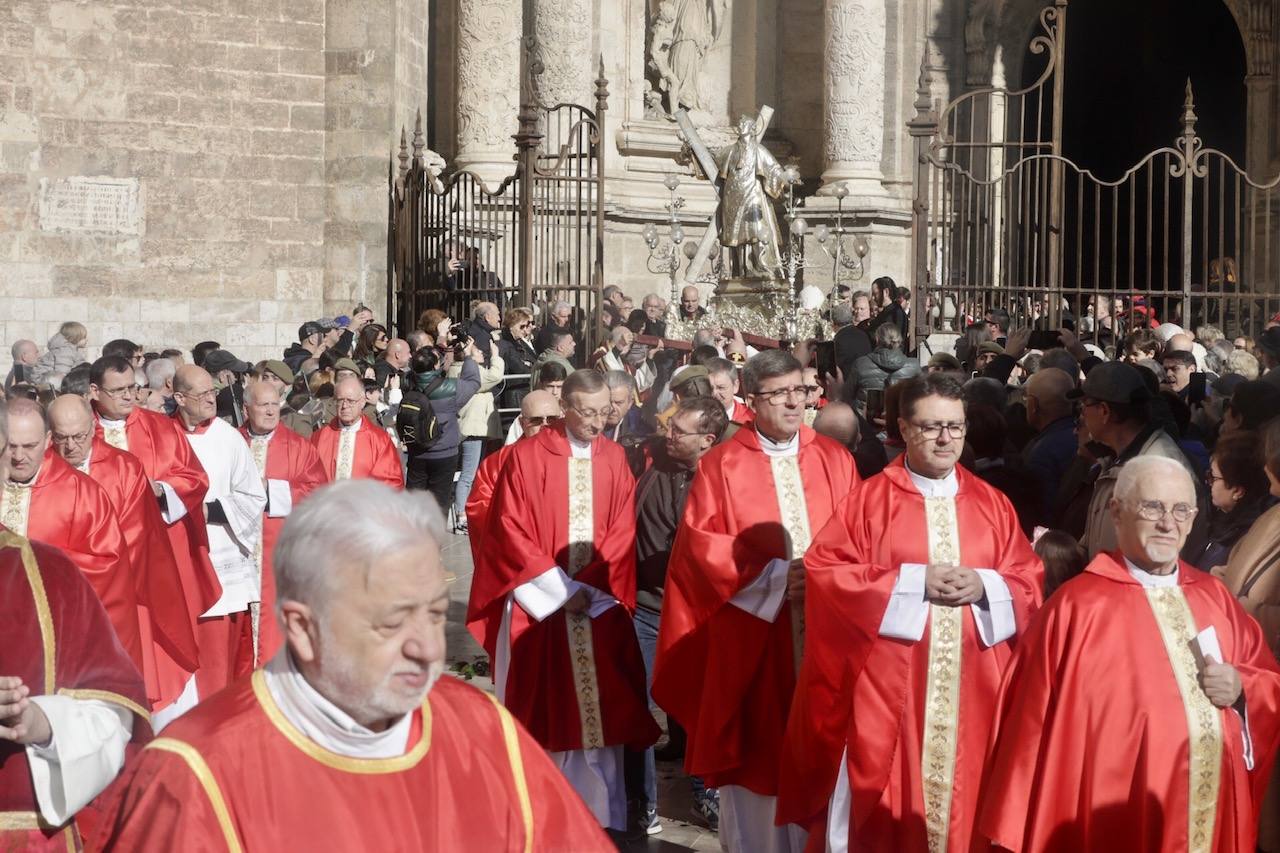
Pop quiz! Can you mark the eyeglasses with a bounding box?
[668,422,711,439]
[336,397,363,406]
[908,421,968,439]
[517,322,532,329]
[178,389,217,402]
[98,385,136,399]
[568,405,614,420]
[521,415,562,426]
[52,430,92,446]
[1132,499,1198,523]
[1205,471,1225,486]
[751,385,814,406]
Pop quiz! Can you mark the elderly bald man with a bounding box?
[97,480,609,850]
[979,455,1280,851]
[6,339,37,390]
[49,394,200,711]
[172,365,267,713]
[310,375,403,487]
[1022,366,1079,526]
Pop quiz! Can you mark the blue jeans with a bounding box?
[633,606,660,812]
[453,438,483,521]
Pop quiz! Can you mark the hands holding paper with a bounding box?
[1199,661,1243,708]
[926,564,985,606]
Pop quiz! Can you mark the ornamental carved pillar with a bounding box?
[530,0,594,108]
[454,0,521,187]
[820,0,888,198]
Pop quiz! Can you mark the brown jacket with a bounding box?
[1223,502,1280,655]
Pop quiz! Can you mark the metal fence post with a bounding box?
[907,57,939,352]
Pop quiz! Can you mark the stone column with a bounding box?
[454,0,521,187]
[820,0,887,197]
[531,0,594,107]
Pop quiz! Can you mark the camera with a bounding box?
[447,322,472,353]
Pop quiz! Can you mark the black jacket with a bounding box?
[407,359,480,460]
[634,445,698,614]
[282,343,313,374]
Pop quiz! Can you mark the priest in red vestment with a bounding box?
[776,372,1042,853]
[0,423,148,853]
[240,380,328,666]
[311,375,403,487]
[471,370,659,831]
[464,389,560,654]
[976,455,1280,853]
[90,355,220,720]
[95,480,608,852]
[48,395,199,711]
[653,350,857,852]
[2,399,143,670]
[709,358,754,425]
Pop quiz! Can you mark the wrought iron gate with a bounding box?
[387,47,608,352]
[911,0,1280,349]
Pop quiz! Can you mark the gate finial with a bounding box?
[907,51,938,138]
[397,126,410,180]
[411,109,425,168]
[595,55,609,112]
[1181,78,1197,137]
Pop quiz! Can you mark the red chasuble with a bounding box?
[239,424,328,664]
[652,426,857,795]
[310,415,403,487]
[730,399,755,425]
[775,458,1042,851]
[94,407,221,640]
[94,672,610,851]
[13,451,143,670]
[464,443,515,654]
[470,425,659,752]
[85,438,200,708]
[0,532,148,853]
[976,552,1280,853]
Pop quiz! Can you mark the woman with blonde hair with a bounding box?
[32,321,88,386]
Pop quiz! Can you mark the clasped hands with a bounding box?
[0,676,51,746]
[925,564,985,607]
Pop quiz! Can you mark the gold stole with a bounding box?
[335,427,356,480]
[102,423,128,450]
[0,483,32,537]
[920,496,963,853]
[249,435,270,666]
[802,408,818,427]
[1144,587,1222,853]
[769,455,812,670]
[565,456,605,750]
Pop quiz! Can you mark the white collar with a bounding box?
[905,460,959,498]
[756,429,799,458]
[248,428,275,442]
[263,651,412,759]
[98,415,126,428]
[339,417,362,434]
[566,431,592,459]
[1124,557,1180,588]
[76,457,90,474]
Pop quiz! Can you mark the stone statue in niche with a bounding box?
[649,0,726,117]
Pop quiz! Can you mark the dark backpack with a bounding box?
[396,376,445,452]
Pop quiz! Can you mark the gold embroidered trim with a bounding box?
[250,670,433,773]
[3,531,57,694]
[486,693,534,853]
[335,428,356,480]
[921,496,962,853]
[1144,587,1222,853]
[57,688,151,726]
[102,425,127,451]
[146,738,243,853]
[0,484,31,537]
[769,455,812,670]
[249,436,269,666]
[565,458,593,576]
[0,811,55,831]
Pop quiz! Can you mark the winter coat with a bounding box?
[851,347,920,407]
[452,351,505,440]
[408,359,480,461]
[31,333,85,387]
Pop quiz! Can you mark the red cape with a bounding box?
[472,425,659,751]
[976,552,1280,852]
[464,443,515,654]
[93,673,608,851]
[310,416,403,488]
[95,407,221,632]
[651,426,858,794]
[85,438,200,707]
[730,399,755,425]
[24,451,142,670]
[0,531,148,851]
[775,458,1043,850]
[239,424,329,664]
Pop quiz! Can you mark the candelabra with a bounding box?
[784,180,871,298]
[642,173,700,309]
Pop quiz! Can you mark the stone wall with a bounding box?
[0,0,333,370]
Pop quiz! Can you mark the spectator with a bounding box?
[498,306,537,408]
[404,345,480,513]
[850,290,873,327]
[927,352,962,373]
[640,293,667,337]
[601,284,626,330]
[533,300,581,358]
[868,276,909,344]
[191,340,221,368]
[974,341,1005,373]
[534,328,576,376]
[1257,327,1280,388]
[813,399,888,480]
[283,321,328,374]
[503,361,569,445]
[32,321,87,386]
[965,403,1039,535]
[1021,367,1078,525]
[101,339,144,370]
[6,339,38,390]
[374,338,413,388]
[160,347,185,365]
[984,306,1011,345]
[467,301,501,362]
[145,357,178,416]
[603,370,644,444]
[1161,349,1197,401]
[1226,348,1260,380]
[832,302,872,377]
[452,328,505,535]
[678,285,707,322]
[851,323,920,413]
[955,322,992,373]
[1196,429,1271,572]
[353,324,389,371]
[1120,329,1161,363]
[59,364,92,397]
[1221,379,1280,434]
[1035,529,1088,598]
[406,329,432,353]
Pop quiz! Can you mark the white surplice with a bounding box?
[24,696,132,826]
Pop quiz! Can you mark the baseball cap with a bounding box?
[316,318,339,331]
[298,321,326,341]
[203,349,251,374]
[1067,361,1150,404]
[259,360,294,386]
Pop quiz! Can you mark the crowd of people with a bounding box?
[2,276,1280,852]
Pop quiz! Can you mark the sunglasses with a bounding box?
[522,415,562,426]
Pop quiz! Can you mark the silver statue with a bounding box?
[713,115,786,277]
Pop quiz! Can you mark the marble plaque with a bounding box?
[38,177,141,235]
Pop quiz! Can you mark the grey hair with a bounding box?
[243,379,285,405]
[1226,349,1260,380]
[552,300,571,314]
[10,340,33,360]
[609,325,632,345]
[691,328,717,348]
[145,357,176,390]
[642,293,663,307]
[470,301,497,321]
[874,323,903,350]
[602,370,635,393]
[273,480,446,617]
[831,303,854,326]
[1114,455,1193,504]
[741,349,802,395]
